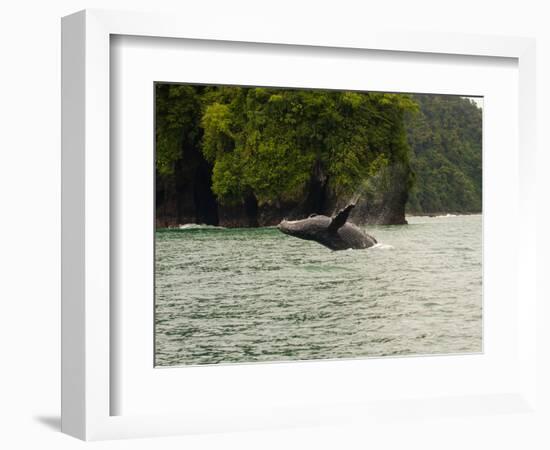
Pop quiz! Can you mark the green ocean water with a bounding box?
[155,215,482,366]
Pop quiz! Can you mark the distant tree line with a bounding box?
[405,95,482,214]
[155,84,482,227]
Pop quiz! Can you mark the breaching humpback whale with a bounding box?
[277,204,377,251]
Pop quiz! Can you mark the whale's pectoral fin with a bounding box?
[328,203,356,233]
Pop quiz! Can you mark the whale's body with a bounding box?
[277,204,377,251]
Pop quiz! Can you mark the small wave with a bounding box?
[413,214,457,219]
[177,223,225,230]
[407,213,481,219]
[371,243,394,250]
[407,213,472,219]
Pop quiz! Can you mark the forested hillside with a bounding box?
[405,95,482,214]
[156,84,416,227]
[155,85,482,228]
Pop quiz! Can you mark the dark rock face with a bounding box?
[217,200,299,228]
[347,187,409,226]
[156,159,409,228]
[323,163,410,226]
[217,193,259,228]
[155,142,218,228]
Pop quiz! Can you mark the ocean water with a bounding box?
[155,214,482,366]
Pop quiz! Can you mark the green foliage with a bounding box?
[200,87,416,205]
[405,95,482,213]
[155,84,202,176]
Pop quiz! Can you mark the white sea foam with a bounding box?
[406,213,483,221]
[371,243,394,250]
[177,223,225,230]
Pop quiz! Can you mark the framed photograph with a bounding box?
[61,9,537,440]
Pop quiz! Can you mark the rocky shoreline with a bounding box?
[156,156,410,229]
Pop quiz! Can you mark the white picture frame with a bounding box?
[61,9,537,441]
